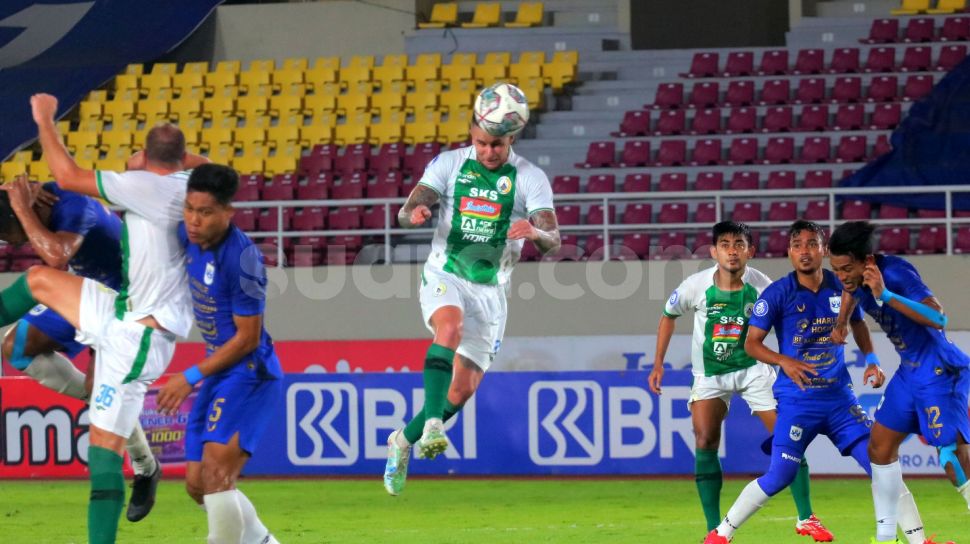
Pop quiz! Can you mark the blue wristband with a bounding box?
[865,352,881,367]
[879,288,896,303]
[183,365,204,386]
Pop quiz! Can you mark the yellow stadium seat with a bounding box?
[418,2,458,28]
[247,116,273,130]
[150,63,177,75]
[124,64,144,76]
[78,101,103,121]
[475,53,510,86]
[58,120,71,133]
[335,113,371,145]
[113,74,139,95]
[892,0,931,13]
[181,61,209,74]
[207,144,235,164]
[66,131,100,153]
[100,130,133,151]
[314,56,341,71]
[348,55,375,69]
[272,69,305,90]
[248,59,276,72]
[339,65,372,88]
[928,0,967,13]
[234,126,266,148]
[115,89,141,102]
[306,67,339,92]
[146,88,176,101]
[440,88,474,113]
[264,155,298,176]
[269,95,304,117]
[281,57,309,71]
[200,127,234,151]
[441,53,477,86]
[552,50,579,65]
[406,63,440,86]
[103,142,133,160]
[215,60,241,74]
[139,73,172,97]
[303,93,337,116]
[102,100,137,123]
[87,90,108,103]
[28,160,51,182]
[1,162,27,182]
[517,76,545,109]
[336,93,371,115]
[202,96,236,120]
[240,142,273,159]
[97,159,128,173]
[179,117,205,133]
[234,155,265,175]
[374,55,407,89]
[169,98,203,121]
[462,2,501,28]
[369,112,405,145]
[235,95,269,119]
[299,124,334,147]
[371,90,406,117]
[75,158,96,171]
[12,151,32,163]
[172,72,205,96]
[267,125,301,147]
[438,107,473,143]
[213,116,240,130]
[275,142,302,159]
[510,51,546,83]
[544,51,578,92]
[182,129,201,148]
[76,119,103,133]
[406,80,441,113]
[278,83,308,98]
[506,2,544,27]
[239,70,272,94]
[404,119,437,145]
[115,119,139,133]
[205,71,238,94]
[277,113,304,128]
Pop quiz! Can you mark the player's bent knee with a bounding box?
[694,429,721,450]
[757,448,803,496]
[200,459,239,494]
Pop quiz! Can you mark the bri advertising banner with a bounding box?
[0,0,221,160]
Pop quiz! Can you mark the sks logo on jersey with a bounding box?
[528,381,604,465]
[459,197,502,220]
[829,296,841,314]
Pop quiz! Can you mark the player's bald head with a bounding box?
[144,123,186,168]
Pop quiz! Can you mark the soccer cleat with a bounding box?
[923,537,955,544]
[703,529,730,544]
[383,429,411,496]
[126,457,162,522]
[416,417,448,460]
[795,514,834,542]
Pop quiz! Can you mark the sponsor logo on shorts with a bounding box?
[789,425,803,442]
[459,197,502,220]
[753,299,768,317]
[781,451,802,463]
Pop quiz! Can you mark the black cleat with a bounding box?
[126,459,161,522]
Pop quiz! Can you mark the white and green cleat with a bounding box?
[417,418,449,460]
[383,429,411,496]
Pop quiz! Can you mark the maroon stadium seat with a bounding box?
[727,137,759,165]
[586,174,616,193]
[833,104,864,130]
[872,134,893,158]
[878,204,909,219]
[691,138,722,166]
[731,202,762,222]
[729,171,760,191]
[361,205,399,230]
[297,173,331,200]
[866,75,898,103]
[804,200,831,220]
[764,137,795,164]
[763,106,794,132]
[759,79,791,105]
[879,227,911,254]
[795,77,826,104]
[864,47,897,73]
[291,206,327,231]
[758,49,790,76]
[792,49,824,75]
[764,229,791,258]
[725,107,755,133]
[328,206,363,230]
[584,234,606,260]
[402,142,440,178]
[653,231,690,260]
[767,201,797,222]
[612,110,651,137]
[622,203,652,224]
[694,172,723,191]
[652,82,684,109]
[903,75,934,101]
[585,204,616,225]
[620,233,651,260]
[618,140,652,167]
[941,17,970,42]
[831,76,862,103]
[330,173,366,200]
[658,172,688,192]
[914,226,946,254]
[916,208,946,219]
[901,46,932,72]
[804,169,834,188]
[903,17,935,43]
[261,174,296,200]
[557,205,580,225]
[656,108,687,135]
[233,208,258,231]
[365,174,401,199]
[723,51,754,77]
[837,135,868,163]
[798,105,829,131]
[334,143,370,178]
[800,136,832,163]
[688,81,720,108]
[691,107,722,134]
[256,208,294,232]
[369,143,404,177]
[552,175,581,194]
[658,203,689,223]
[236,174,263,201]
[956,227,970,254]
[695,202,717,223]
[861,19,899,44]
[724,80,755,107]
[682,52,719,78]
[829,48,861,73]
[937,45,968,71]
[766,170,796,189]
[655,139,687,166]
[623,173,652,192]
[576,141,616,168]
[841,199,872,220]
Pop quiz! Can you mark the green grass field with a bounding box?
[2,478,968,543]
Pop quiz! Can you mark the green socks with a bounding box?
[404,400,461,444]
[88,446,125,544]
[790,458,814,520]
[421,344,455,420]
[0,275,36,327]
[695,448,723,531]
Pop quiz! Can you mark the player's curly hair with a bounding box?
[828,220,876,261]
[788,219,826,243]
[711,221,753,246]
[187,163,239,206]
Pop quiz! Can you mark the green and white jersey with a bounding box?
[664,265,772,377]
[419,146,554,285]
[95,169,193,338]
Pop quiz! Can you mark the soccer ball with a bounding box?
[473,82,530,137]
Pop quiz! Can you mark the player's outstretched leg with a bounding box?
[125,423,161,522]
[384,429,412,496]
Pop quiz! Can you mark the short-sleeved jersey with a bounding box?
[851,254,970,374]
[43,183,123,289]
[750,269,864,399]
[664,265,773,377]
[95,169,193,338]
[419,146,554,285]
[179,223,282,380]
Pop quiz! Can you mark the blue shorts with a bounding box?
[773,392,872,456]
[875,366,970,447]
[185,372,282,462]
[23,304,85,358]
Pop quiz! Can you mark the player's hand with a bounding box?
[648,364,664,395]
[156,373,194,415]
[30,181,59,207]
[862,258,885,300]
[30,93,58,125]
[409,205,432,227]
[863,363,886,388]
[1,175,35,213]
[778,356,818,391]
[831,321,849,345]
[507,219,538,241]
[127,150,147,171]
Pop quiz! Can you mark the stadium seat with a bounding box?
[861,19,900,44]
[831,76,862,103]
[331,173,366,200]
[29,161,52,183]
[587,174,616,193]
[731,202,762,222]
[361,203,400,230]
[552,175,580,194]
[799,104,831,131]
[763,106,794,133]
[612,110,651,137]
[956,227,970,254]
[654,231,690,260]
[864,48,896,73]
[233,209,258,231]
[556,205,580,225]
[297,174,330,200]
[682,52,719,78]
[879,227,911,254]
[879,204,909,219]
[692,108,723,134]
[903,75,934,101]
[657,172,688,192]
[829,48,861,74]
[841,199,872,220]
[419,2,457,28]
[292,207,327,232]
[901,46,932,72]
[833,104,864,130]
[652,83,684,109]
[723,51,754,77]
[519,239,541,262]
[873,134,893,158]
[617,140,651,168]
[688,82,719,108]
[586,204,616,225]
[930,0,968,13]
[368,143,404,177]
[759,79,791,105]
[623,173,652,192]
[792,49,824,75]
[328,207,363,230]
[462,2,501,28]
[695,202,717,223]
[836,135,867,163]
[576,141,616,168]
[937,45,968,71]
[764,137,795,164]
[543,51,578,92]
[402,142,440,178]
[804,199,831,220]
[916,208,946,218]
[475,52,511,86]
[691,138,722,166]
[725,107,755,133]
[256,208,294,232]
[506,1,544,27]
[764,229,791,258]
[694,172,723,191]
[622,204,653,225]
[867,76,898,103]
[261,174,296,201]
[334,113,371,145]
[795,78,826,104]
[915,226,946,254]
[941,17,970,41]
[727,137,758,165]
[618,232,651,260]
[892,0,931,15]
[904,17,936,43]
[655,139,687,166]
[365,175,401,199]
[236,174,263,201]
[335,144,370,178]
[656,109,687,135]
[758,50,789,75]
[729,171,759,191]
[658,203,688,223]
[724,80,755,107]
[766,170,796,189]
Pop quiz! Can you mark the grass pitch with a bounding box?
[2,478,968,543]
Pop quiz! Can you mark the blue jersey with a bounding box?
[45,183,122,289]
[179,223,282,380]
[851,255,970,376]
[750,269,863,399]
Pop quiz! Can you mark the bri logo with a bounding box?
[459,197,501,220]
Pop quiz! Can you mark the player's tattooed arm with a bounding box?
[398,185,440,228]
[509,210,561,255]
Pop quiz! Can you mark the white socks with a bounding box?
[24,352,88,400]
[125,423,157,476]
[896,485,925,544]
[204,490,278,544]
[715,480,770,538]
[872,461,905,542]
[958,480,970,509]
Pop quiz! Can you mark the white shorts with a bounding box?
[689,362,777,413]
[419,266,508,371]
[76,278,176,438]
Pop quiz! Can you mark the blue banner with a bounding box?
[0,1,221,160]
[840,55,970,210]
[244,371,777,476]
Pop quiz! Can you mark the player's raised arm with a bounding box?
[0,176,81,270]
[398,184,439,228]
[509,209,560,255]
[30,93,97,197]
[649,314,677,394]
[860,258,948,329]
